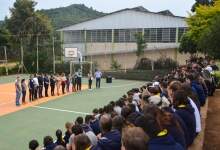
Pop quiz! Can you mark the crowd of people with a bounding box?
[28,57,219,150]
[15,69,102,106]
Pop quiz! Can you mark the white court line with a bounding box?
[32,105,91,115]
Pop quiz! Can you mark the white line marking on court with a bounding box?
[32,105,91,115]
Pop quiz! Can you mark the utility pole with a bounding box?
[3,46,8,75]
[20,38,24,74]
[36,35,39,73]
[52,36,55,74]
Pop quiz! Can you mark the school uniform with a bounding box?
[33,77,39,99]
[66,76,70,92]
[90,119,101,135]
[38,76,44,98]
[88,73,93,89]
[148,133,184,150]
[94,129,121,150]
[191,80,206,106]
[28,78,34,101]
[165,125,186,149]
[50,77,55,96]
[76,72,82,91]
[21,81,27,104]
[72,74,77,92]
[175,104,196,146]
[44,76,49,97]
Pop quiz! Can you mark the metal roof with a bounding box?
[57,6,186,31]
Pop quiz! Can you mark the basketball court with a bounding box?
[0,74,145,150]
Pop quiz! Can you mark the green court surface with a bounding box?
[0,75,145,150]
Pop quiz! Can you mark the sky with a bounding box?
[0,0,195,20]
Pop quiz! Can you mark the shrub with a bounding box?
[154,57,178,70]
[111,59,121,71]
[136,58,152,70]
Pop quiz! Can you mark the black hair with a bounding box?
[43,136,53,147]
[127,103,136,113]
[93,108,99,114]
[72,124,83,135]
[29,139,39,150]
[21,79,25,83]
[55,129,63,140]
[75,116,83,125]
[85,115,93,124]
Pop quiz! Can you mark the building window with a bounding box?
[144,29,150,42]
[170,28,176,42]
[149,28,157,43]
[162,28,170,43]
[64,30,85,43]
[86,30,112,43]
[178,27,187,42]
[114,28,142,43]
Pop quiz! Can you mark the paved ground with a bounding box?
[204,89,220,150]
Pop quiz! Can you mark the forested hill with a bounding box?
[40,4,106,29]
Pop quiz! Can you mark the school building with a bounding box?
[58,6,189,70]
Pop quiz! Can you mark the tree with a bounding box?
[5,0,53,72]
[179,33,198,54]
[135,32,146,57]
[6,0,37,35]
[0,28,9,47]
[134,32,147,69]
[198,15,220,59]
[192,0,214,12]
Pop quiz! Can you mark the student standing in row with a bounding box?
[88,71,93,90]
[15,76,21,106]
[94,69,102,88]
[38,74,44,98]
[33,74,39,100]
[44,74,49,97]
[21,79,27,104]
[50,75,56,96]
[28,75,34,101]
[66,74,71,93]
[61,73,66,94]
[56,74,61,96]
[76,70,82,91]
[72,73,77,92]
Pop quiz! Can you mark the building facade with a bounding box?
[58,7,188,70]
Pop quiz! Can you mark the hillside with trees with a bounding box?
[40,4,106,29]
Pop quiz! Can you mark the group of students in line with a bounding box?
[28,57,219,150]
[15,69,102,106]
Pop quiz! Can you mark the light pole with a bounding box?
[3,46,8,75]
[52,36,55,74]
[36,34,39,73]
